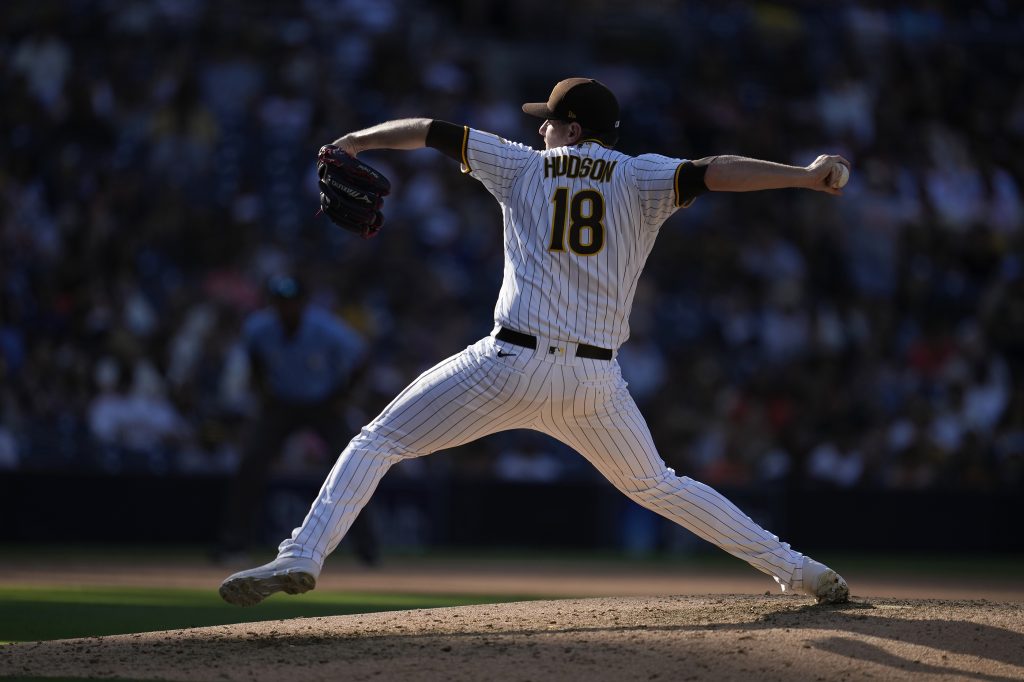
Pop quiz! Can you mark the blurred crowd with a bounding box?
[2,0,1023,494]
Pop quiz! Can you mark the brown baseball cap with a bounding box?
[522,77,620,132]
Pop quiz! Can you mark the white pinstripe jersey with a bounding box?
[460,127,692,350]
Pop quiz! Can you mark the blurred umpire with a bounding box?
[216,274,379,564]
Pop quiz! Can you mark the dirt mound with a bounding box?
[3,595,1022,681]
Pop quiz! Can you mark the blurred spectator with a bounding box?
[216,275,379,563]
[807,431,865,489]
[87,357,189,473]
[994,388,1024,489]
[0,427,18,471]
[494,447,564,483]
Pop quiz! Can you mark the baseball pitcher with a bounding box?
[221,77,852,606]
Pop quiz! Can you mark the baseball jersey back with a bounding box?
[461,128,691,349]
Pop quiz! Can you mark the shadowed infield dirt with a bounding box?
[2,595,1022,681]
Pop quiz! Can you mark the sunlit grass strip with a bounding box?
[0,585,538,643]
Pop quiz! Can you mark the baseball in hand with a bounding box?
[829,163,850,189]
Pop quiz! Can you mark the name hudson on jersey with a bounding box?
[544,155,617,182]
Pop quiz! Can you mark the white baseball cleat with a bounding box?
[801,558,849,604]
[219,556,320,607]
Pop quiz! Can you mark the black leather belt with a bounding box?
[496,327,613,361]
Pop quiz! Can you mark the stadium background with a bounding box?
[2,0,1023,559]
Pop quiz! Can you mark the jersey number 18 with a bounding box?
[549,188,605,256]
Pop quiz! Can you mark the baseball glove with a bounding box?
[317,144,392,239]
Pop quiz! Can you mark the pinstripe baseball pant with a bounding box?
[277,333,806,588]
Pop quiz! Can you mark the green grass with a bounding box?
[0,586,531,643]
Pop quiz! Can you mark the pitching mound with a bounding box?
[3,595,1022,681]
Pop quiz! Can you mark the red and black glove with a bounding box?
[317,145,392,239]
